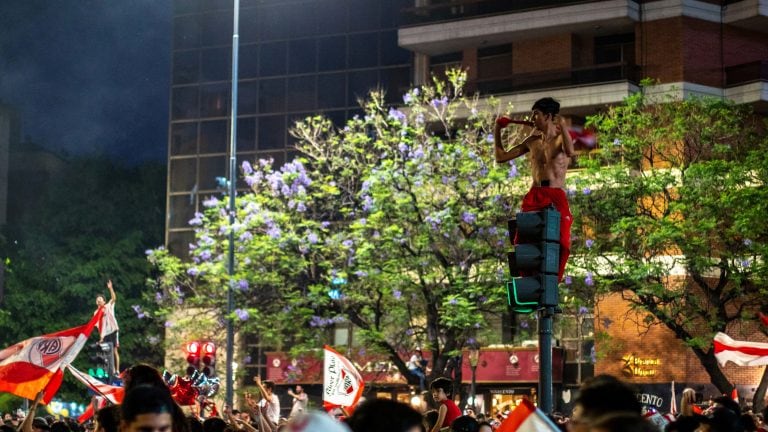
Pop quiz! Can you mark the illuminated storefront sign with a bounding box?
[621,354,661,377]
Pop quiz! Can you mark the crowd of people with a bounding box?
[3,368,768,432]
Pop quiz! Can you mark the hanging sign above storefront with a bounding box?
[621,353,661,377]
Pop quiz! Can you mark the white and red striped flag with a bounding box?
[497,399,560,432]
[323,345,364,414]
[0,308,102,403]
[713,332,768,366]
[66,364,124,423]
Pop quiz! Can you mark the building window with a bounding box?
[349,32,379,69]
[478,44,512,80]
[286,76,316,112]
[173,51,199,85]
[381,30,411,66]
[200,83,230,118]
[171,122,198,156]
[317,73,347,109]
[260,41,287,77]
[199,120,228,154]
[259,78,286,113]
[167,230,194,259]
[288,39,317,75]
[318,36,347,72]
[201,47,231,82]
[430,52,462,81]
[200,10,232,47]
[198,155,227,191]
[172,86,199,120]
[238,81,259,115]
[174,15,200,50]
[237,117,256,152]
[168,194,196,229]
[594,33,635,65]
[348,70,378,106]
[258,115,286,150]
[170,158,197,193]
[239,44,259,79]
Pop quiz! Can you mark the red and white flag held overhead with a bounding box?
[0,308,103,403]
[66,364,124,423]
[496,399,560,432]
[713,332,768,367]
[323,345,364,412]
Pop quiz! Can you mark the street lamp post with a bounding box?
[468,346,479,413]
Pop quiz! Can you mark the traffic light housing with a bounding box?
[88,342,114,381]
[506,207,561,313]
[186,341,201,371]
[201,342,216,377]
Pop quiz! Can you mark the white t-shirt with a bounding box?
[97,302,119,337]
[259,393,280,424]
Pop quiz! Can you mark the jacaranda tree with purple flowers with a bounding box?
[147,70,562,389]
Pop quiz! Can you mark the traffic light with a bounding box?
[506,206,561,313]
[329,277,346,300]
[88,342,113,381]
[186,341,201,371]
[201,342,216,377]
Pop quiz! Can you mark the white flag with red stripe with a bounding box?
[496,399,560,432]
[0,309,102,403]
[67,364,124,423]
[323,345,364,411]
[713,332,768,366]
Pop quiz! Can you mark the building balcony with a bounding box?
[723,0,768,33]
[399,0,638,55]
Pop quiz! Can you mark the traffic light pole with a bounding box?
[225,0,240,408]
[538,306,555,414]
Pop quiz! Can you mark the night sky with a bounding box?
[0,0,172,164]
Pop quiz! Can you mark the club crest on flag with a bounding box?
[323,345,364,410]
[326,357,357,397]
[30,338,70,368]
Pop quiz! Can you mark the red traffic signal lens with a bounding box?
[187,341,200,355]
[202,342,216,354]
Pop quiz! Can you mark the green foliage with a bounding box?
[0,158,166,401]
[572,86,768,392]
[147,70,533,380]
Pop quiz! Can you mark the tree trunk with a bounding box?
[693,348,734,395]
[752,366,768,413]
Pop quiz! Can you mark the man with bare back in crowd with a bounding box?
[493,97,574,281]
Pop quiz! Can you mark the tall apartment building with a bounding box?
[167,0,413,256]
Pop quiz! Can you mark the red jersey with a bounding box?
[440,399,461,428]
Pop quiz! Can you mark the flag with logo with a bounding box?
[497,399,560,432]
[66,364,124,423]
[323,345,364,412]
[713,332,768,366]
[0,308,103,403]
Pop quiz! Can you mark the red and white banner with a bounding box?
[0,309,103,403]
[497,399,560,432]
[323,345,364,411]
[713,332,768,367]
[66,365,124,423]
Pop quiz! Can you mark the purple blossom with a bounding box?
[354,270,368,278]
[430,96,448,108]
[200,250,212,261]
[449,298,458,305]
[239,231,253,242]
[241,160,253,175]
[585,239,594,248]
[321,221,331,229]
[582,187,592,195]
[744,239,753,247]
[467,337,476,345]
[585,272,594,286]
[508,162,518,179]
[403,93,413,104]
[342,239,354,248]
[238,279,249,291]
[203,196,220,208]
[393,290,402,299]
[244,355,252,364]
[567,188,576,197]
[519,320,529,329]
[307,232,319,244]
[578,306,589,315]
[235,308,249,321]
[388,107,407,123]
[462,212,476,224]
[479,296,488,303]
[187,267,199,276]
[155,292,164,302]
[189,212,203,226]
[398,142,409,154]
[362,195,374,212]
[741,259,751,268]
[132,305,142,313]
[164,321,173,328]
[405,328,414,336]
[564,275,572,285]
[145,249,154,256]
[485,134,494,143]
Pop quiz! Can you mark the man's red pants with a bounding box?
[514,186,572,282]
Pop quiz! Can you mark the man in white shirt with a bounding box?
[287,385,308,418]
[95,279,120,375]
[254,375,280,425]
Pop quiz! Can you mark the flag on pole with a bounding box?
[66,364,124,423]
[669,381,678,416]
[731,386,739,405]
[323,345,364,413]
[496,399,560,432]
[713,332,768,366]
[0,309,103,403]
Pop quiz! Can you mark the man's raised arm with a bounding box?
[494,116,531,163]
[107,279,117,303]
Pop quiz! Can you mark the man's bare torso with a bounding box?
[527,132,570,189]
